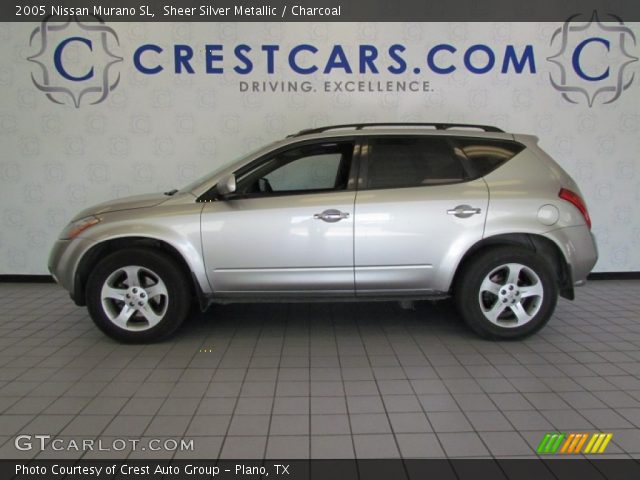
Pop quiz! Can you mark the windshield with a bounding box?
[180,143,277,193]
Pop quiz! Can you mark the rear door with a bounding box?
[354,135,489,295]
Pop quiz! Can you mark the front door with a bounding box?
[201,140,357,296]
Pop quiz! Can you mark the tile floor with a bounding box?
[0,280,639,459]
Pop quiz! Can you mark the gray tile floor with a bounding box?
[0,280,639,459]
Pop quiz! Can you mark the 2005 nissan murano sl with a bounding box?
[49,123,598,342]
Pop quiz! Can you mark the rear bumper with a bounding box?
[546,226,598,285]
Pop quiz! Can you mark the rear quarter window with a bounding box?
[453,138,525,178]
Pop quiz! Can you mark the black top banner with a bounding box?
[4,0,640,22]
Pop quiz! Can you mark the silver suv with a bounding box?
[49,123,598,342]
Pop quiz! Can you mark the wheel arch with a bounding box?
[73,236,207,308]
[451,233,574,300]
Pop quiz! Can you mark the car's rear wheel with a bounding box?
[455,246,558,339]
[86,248,191,343]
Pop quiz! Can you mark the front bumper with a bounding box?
[48,237,97,299]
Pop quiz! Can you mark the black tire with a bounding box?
[454,246,558,339]
[86,248,191,343]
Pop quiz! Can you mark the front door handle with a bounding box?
[314,209,350,223]
[447,205,482,218]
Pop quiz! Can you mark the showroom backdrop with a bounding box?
[0,20,639,274]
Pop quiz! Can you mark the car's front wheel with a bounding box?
[86,248,191,343]
[455,247,558,339]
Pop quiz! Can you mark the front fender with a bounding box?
[68,203,210,300]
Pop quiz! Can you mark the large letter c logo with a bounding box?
[572,37,610,82]
[54,37,94,81]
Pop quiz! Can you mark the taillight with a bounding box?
[559,188,591,229]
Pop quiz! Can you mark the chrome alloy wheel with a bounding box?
[100,265,169,331]
[478,263,543,328]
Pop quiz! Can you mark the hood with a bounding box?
[71,192,169,221]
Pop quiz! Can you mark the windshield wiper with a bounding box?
[164,189,178,196]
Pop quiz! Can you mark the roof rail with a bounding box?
[289,123,504,137]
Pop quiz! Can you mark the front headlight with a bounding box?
[60,216,101,240]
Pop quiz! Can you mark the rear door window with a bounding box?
[364,137,467,189]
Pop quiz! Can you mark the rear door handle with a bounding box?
[314,209,350,223]
[447,205,482,218]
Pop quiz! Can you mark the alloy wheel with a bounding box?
[477,262,544,328]
[100,265,169,331]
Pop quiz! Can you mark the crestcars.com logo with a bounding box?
[25,14,638,109]
[27,15,123,108]
[547,11,638,107]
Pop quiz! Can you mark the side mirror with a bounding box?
[215,174,236,197]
